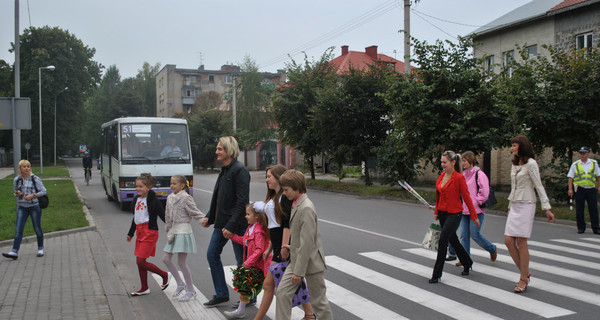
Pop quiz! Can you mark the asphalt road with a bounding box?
[67,159,600,320]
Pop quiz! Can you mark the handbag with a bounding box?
[476,171,497,208]
[268,261,310,307]
[32,176,49,209]
[422,222,441,251]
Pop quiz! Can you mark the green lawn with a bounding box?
[0,165,89,241]
[306,178,577,221]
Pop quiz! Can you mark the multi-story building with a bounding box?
[155,64,283,118]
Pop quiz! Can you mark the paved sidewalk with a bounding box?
[0,166,132,320]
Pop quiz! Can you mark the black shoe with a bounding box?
[593,231,600,235]
[429,277,439,284]
[2,252,18,260]
[445,255,457,261]
[204,295,229,308]
[461,263,473,276]
[577,230,585,234]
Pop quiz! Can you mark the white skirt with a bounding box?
[505,201,536,238]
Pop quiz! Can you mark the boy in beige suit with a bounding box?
[276,170,333,320]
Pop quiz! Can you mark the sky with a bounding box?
[1,0,527,79]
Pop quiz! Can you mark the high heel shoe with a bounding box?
[172,285,185,298]
[514,278,528,293]
[461,263,473,276]
[178,291,197,302]
[429,277,440,284]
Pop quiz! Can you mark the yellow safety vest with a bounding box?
[573,160,597,187]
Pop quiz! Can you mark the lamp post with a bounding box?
[38,65,55,175]
[54,86,68,166]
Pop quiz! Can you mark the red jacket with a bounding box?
[434,171,477,220]
[232,222,272,275]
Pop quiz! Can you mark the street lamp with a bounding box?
[38,65,55,175]
[54,86,68,166]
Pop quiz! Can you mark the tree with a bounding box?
[194,91,223,113]
[132,62,161,117]
[187,110,232,169]
[16,26,102,158]
[314,64,393,185]
[0,60,13,149]
[271,49,337,178]
[385,36,505,172]
[232,56,275,149]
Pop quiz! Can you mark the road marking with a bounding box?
[193,187,213,194]
[319,218,421,247]
[581,237,600,243]
[326,255,503,320]
[324,280,409,320]
[526,240,598,258]
[483,245,600,285]
[551,238,600,250]
[404,248,600,308]
[152,272,226,319]
[489,245,600,270]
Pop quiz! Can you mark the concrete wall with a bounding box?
[554,3,600,52]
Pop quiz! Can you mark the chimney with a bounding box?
[365,45,378,59]
[341,45,349,55]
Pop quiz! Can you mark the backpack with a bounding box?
[475,170,497,208]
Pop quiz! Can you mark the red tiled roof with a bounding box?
[329,46,411,75]
[548,0,589,12]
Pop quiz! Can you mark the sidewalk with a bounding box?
[0,167,132,320]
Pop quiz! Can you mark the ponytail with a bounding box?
[442,150,462,173]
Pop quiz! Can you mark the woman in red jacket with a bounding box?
[428,150,480,284]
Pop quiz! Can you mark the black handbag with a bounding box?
[476,171,497,208]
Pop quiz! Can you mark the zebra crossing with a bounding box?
[154,237,600,319]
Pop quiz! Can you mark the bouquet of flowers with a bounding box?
[231,266,265,302]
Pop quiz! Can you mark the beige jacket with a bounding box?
[288,194,326,277]
[508,158,551,210]
[165,191,205,243]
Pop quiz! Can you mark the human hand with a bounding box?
[474,218,480,227]
[280,247,289,261]
[428,205,435,211]
[546,210,555,223]
[126,235,132,242]
[291,274,301,284]
[24,194,35,201]
[568,189,573,197]
[201,218,209,228]
[262,249,272,261]
[222,228,233,239]
[434,214,438,221]
[14,190,22,198]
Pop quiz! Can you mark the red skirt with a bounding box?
[134,223,159,259]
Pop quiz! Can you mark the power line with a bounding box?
[259,0,401,69]
[411,8,484,28]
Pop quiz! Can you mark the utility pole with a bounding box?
[232,77,237,133]
[404,0,411,74]
[13,0,21,176]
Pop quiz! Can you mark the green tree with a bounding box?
[17,26,102,159]
[132,62,161,116]
[314,64,393,185]
[194,91,223,112]
[385,36,504,171]
[0,60,13,149]
[271,49,337,178]
[187,110,232,169]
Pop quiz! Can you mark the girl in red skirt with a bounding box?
[126,173,170,296]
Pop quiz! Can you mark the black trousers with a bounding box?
[575,187,599,233]
[432,211,472,278]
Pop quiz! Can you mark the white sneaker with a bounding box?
[172,286,185,298]
[178,291,197,302]
[224,310,246,319]
[37,249,44,257]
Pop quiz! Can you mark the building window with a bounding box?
[224,74,233,84]
[208,75,215,82]
[186,89,191,97]
[527,45,537,59]
[185,76,197,82]
[484,55,494,74]
[503,50,514,77]
[576,32,593,52]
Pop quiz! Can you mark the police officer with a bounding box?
[568,146,600,234]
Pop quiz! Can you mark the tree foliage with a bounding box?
[271,49,337,178]
[186,110,232,169]
[314,64,393,185]
[16,26,102,158]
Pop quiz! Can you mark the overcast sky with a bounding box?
[1,0,526,79]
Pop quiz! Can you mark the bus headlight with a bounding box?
[124,181,136,188]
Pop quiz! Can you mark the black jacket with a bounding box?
[127,190,165,237]
[206,159,250,233]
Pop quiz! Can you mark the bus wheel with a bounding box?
[119,201,129,211]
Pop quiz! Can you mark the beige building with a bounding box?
[155,64,283,117]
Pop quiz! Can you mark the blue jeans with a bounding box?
[206,228,244,298]
[449,213,495,255]
[12,205,44,253]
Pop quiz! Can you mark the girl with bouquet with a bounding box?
[224,204,271,319]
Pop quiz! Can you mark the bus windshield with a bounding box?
[120,123,191,164]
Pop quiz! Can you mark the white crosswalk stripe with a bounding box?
[526,240,598,258]
[551,238,600,250]
[581,237,600,243]
[326,255,504,320]
[364,251,575,318]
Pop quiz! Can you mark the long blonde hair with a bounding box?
[171,175,190,194]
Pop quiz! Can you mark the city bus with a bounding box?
[100,117,194,210]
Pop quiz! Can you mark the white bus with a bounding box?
[100,117,194,210]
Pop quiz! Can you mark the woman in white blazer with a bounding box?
[505,135,554,294]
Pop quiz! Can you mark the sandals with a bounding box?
[302,314,316,320]
[514,278,529,293]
